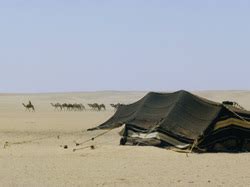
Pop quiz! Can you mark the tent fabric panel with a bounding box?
[214,118,250,130]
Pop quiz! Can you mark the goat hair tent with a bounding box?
[88,90,250,152]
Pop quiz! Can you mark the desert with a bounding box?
[0,91,250,186]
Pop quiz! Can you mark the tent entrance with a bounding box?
[119,126,190,149]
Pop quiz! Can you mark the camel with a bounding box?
[88,103,105,111]
[88,104,95,110]
[73,103,82,111]
[61,103,73,111]
[22,101,35,112]
[51,103,62,111]
[94,103,102,111]
[75,104,86,111]
[62,103,68,111]
[110,103,121,110]
[67,104,74,111]
[88,103,101,111]
[99,104,106,111]
[58,103,86,111]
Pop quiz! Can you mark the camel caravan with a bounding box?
[51,103,86,111]
[51,103,107,111]
[88,103,106,111]
[22,101,122,112]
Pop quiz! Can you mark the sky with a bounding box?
[0,0,250,93]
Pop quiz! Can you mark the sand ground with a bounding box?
[0,91,250,187]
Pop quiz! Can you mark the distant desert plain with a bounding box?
[0,91,250,186]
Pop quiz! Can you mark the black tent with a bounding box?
[88,90,250,152]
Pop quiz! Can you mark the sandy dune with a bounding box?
[0,91,250,186]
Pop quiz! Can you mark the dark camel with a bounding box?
[110,103,121,110]
[88,103,101,111]
[22,101,35,112]
[99,104,106,111]
[51,103,62,111]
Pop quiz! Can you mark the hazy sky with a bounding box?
[0,1,250,92]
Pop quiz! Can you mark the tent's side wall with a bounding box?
[198,107,250,152]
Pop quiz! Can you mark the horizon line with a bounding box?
[1,89,250,95]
